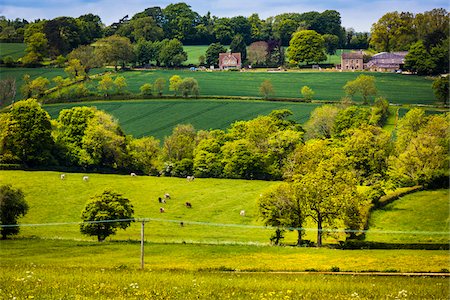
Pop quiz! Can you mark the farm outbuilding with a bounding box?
[366,52,408,72]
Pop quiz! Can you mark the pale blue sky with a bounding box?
[1,0,448,31]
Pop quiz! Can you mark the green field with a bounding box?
[366,189,450,244]
[1,170,448,298]
[44,99,322,140]
[0,42,26,59]
[0,171,448,246]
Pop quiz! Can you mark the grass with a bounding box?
[44,99,322,140]
[0,42,26,59]
[365,189,450,244]
[1,259,448,299]
[1,170,448,246]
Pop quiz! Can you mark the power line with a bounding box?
[1,217,449,235]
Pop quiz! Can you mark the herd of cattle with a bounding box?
[59,173,246,217]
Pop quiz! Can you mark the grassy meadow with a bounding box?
[1,170,449,298]
[44,99,322,140]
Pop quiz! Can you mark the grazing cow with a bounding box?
[186,175,195,182]
[159,207,165,213]
[60,174,65,180]
[180,222,184,227]
[185,202,192,208]
[158,197,163,203]
[130,172,137,176]
[164,193,171,200]
[83,176,89,181]
[240,210,245,217]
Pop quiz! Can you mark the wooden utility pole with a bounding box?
[140,220,145,269]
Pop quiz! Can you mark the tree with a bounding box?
[140,83,153,96]
[159,38,187,67]
[169,75,182,96]
[0,184,28,239]
[154,77,166,96]
[68,45,101,78]
[98,74,115,97]
[80,190,134,242]
[128,136,161,175]
[322,34,339,55]
[333,106,371,138]
[370,12,416,52]
[259,79,274,99]
[65,59,86,80]
[162,124,197,162]
[287,30,326,65]
[129,16,164,42]
[2,99,55,166]
[95,35,134,71]
[304,105,340,140]
[404,41,436,75]
[23,32,48,63]
[343,74,377,104]
[300,86,314,100]
[247,41,269,66]
[0,77,16,106]
[389,110,449,187]
[178,77,199,98]
[258,182,306,246]
[114,76,127,94]
[230,34,247,62]
[205,42,226,67]
[432,76,449,105]
[221,139,264,180]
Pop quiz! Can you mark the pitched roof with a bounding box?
[342,52,364,59]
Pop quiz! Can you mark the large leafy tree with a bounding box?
[158,38,187,67]
[43,16,82,56]
[0,184,28,239]
[68,45,102,78]
[343,74,377,104]
[2,99,55,166]
[95,35,134,71]
[205,42,226,67]
[230,34,247,62]
[432,76,449,105]
[303,105,340,140]
[404,41,435,75]
[258,182,306,245]
[80,190,134,242]
[287,30,326,65]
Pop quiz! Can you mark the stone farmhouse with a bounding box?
[366,52,408,72]
[218,52,242,70]
[341,51,364,70]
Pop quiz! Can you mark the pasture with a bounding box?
[0,170,448,246]
[44,99,322,140]
[1,170,448,298]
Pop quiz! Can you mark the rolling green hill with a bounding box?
[365,189,449,244]
[44,99,322,140]
[0,170,447,245]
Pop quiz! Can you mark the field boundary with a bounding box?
[230,271,450,277]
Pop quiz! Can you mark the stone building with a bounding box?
[366,52,407,72]
[341,52,364,70]
[218,52,242,70]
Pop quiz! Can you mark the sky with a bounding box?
[1,0,448,32]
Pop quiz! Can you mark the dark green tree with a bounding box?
[404,41,435,75]
[230,34,247,62]
[205,42,226,67]
[80,190,134,242]
[0,184,28,239]
[95,35,134,70]
[2,99,55,166]
[159,38,187,67]
[287,30,326,65]
[432,76,449,105]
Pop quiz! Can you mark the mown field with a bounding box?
[44,99,322,140]
[0,42,26,59]
[1,170,448,298]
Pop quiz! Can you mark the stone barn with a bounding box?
[341,52,364,70]
[218,52,242,70]
[366,52,407,72]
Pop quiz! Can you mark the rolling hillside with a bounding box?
[0,170,447,245]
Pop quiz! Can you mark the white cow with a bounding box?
[83,176,89,181]
[60,174,66,180]
[130,172,137,176]
[240,210,246,217]
[186,175,195,181]
[164,193,171,199]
